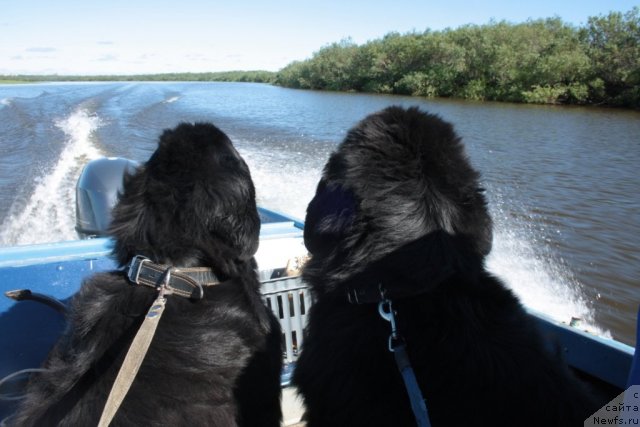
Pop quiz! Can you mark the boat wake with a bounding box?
[0,108,104,245]
[239,147,323,222]
[163,96,180,104]
[487,201,610,338]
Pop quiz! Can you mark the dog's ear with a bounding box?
[304,181,356,256]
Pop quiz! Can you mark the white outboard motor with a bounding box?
[75,157,139,239]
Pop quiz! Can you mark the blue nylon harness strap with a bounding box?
[378,299,432,427]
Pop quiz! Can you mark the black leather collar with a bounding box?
[126,255,221,300]
[342,231,480,305]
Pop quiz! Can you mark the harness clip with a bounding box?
[378,298,401,352]
[157,266,175,297]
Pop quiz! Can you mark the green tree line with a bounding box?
[0,70,275,84]
[275,8,640,107]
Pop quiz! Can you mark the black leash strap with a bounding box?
[378,299,431,427]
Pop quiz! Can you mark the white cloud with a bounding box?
[25,47,57,53]
[95,54,119,62]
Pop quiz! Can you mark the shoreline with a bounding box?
[2,77,637,111]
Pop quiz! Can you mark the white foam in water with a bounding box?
[0,109,103,245]
[238,146,324,222]
[487,209,611,338]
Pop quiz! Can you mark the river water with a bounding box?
[0,82,638,346]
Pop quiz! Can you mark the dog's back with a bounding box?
[14,269,281,427]
[12,123,282,427]
[296,265,599,426]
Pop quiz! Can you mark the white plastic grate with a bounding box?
[262,276,312,363]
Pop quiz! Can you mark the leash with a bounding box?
[4,289,68,315]
[98,257,221,427]
[378,299,432,427]
[98,284,168,427]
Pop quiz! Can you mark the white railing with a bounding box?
[262,277,312,363]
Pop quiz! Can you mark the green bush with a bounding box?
[273,7,639,108]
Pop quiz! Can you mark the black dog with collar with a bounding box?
[293,106,600,426]
[13,123,282,427]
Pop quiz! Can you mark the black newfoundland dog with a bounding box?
[12,123,282,426]
[293,106,599,426]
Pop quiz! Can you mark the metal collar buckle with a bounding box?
[127,255,150,285]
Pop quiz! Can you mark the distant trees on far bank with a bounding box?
[0,70,275,84]
[275,7,639,108]
[2,8,638,108]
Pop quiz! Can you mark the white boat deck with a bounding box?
[282,387,305,426]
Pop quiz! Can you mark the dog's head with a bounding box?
[304,106,492,286]
[109,122,259,275]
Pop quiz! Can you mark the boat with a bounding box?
[0,158,636,425]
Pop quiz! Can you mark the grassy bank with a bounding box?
[0,80,28,84]
[0,71,276,84]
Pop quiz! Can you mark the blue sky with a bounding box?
[1,0,637,75]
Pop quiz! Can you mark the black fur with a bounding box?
[12,123,282,426]
[293,106,599,426]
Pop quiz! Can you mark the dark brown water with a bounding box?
[0,82,638,345]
